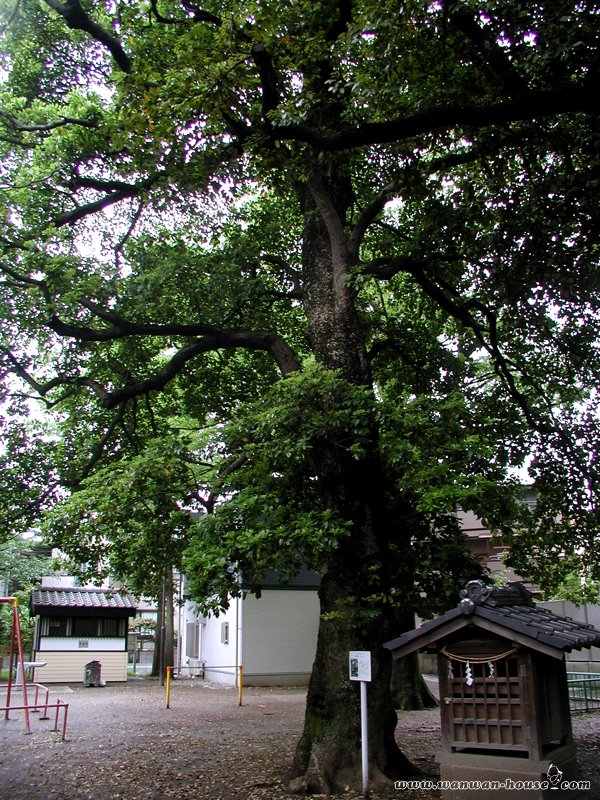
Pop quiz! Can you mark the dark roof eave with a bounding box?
[383,607,465,658]
[384,604,600,660]
[475,605,600,652]
[29,587,138,617]
[30,604,137,618]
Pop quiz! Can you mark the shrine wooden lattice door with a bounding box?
[439,642,531,755]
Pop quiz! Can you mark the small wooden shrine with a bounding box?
[384,581,600,799]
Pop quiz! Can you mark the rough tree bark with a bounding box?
[288,176,418,792]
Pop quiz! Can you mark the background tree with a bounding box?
[0,402,62,539]
[1,0,599,791]
[0,536,51,657]
[44,433,203,675]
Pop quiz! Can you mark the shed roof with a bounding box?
[384,581,600,661]
[30,586,138,618]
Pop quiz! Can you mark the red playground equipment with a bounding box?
[1,596,69,739]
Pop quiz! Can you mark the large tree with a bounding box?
[1,0,600,791]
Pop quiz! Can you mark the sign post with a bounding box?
[349,650,371,798]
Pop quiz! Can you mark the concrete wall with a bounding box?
[241,589,320,686]
[200,601,240,685]
[180,589,320,686]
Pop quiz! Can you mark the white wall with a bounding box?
[37,637,125,652]
[242,589,319,685]
[179,589,320,686]
[199,602,240,685]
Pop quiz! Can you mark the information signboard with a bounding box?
[349,650,372,682]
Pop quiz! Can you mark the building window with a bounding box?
[72,617,99,637]
[42,617,69,636]
[100,618,121,637]
[186,622,199,658]
[41,616,126,637]
[221,621,229,645]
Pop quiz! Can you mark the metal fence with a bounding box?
[567,672,600,713]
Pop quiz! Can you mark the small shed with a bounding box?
[384,581,600,799]
[30,586,137,683]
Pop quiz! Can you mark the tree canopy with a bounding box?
[1,0,599,791]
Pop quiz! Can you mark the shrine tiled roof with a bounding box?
[384,581,600,659]
[30,586,137,617]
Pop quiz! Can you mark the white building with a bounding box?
[180,569,320,686]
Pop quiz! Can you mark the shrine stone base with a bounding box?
[436,745,582,799]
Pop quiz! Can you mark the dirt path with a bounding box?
[1,679,599,799]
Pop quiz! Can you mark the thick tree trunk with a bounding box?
[289,176,418,792]
[289,560,418,794]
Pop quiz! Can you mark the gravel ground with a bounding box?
[0,678,599,800]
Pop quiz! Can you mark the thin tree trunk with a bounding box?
[151,569,174,678]
[164,570,175,671]
[151,592,163,678]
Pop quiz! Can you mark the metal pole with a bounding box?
[5,600,16,720]
[61,702,69,741]
[360,680,369,798]
[39,687,50,721]
[166,665,172,709]
[12,600,32,734]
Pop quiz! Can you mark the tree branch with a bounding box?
[349,181,399,257]
[0,109,98,132]
[307,174,352,293]
[371,259,552,431]
[65,403,128,486]
[274,87,600,151]
[42,0,132,73]
[1,349,67,397]
[203,453,248,514]
[53,175,156,227]
[260,255,304,299]
[362,254,440,281]
[443,1,528,96]
[0,260,52,304]
[45,305,300,392]
[350,126,554,255]
[96,331,299,407]
[251,44,280,122]
[48,303,246,341]
[149,0,222,26]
